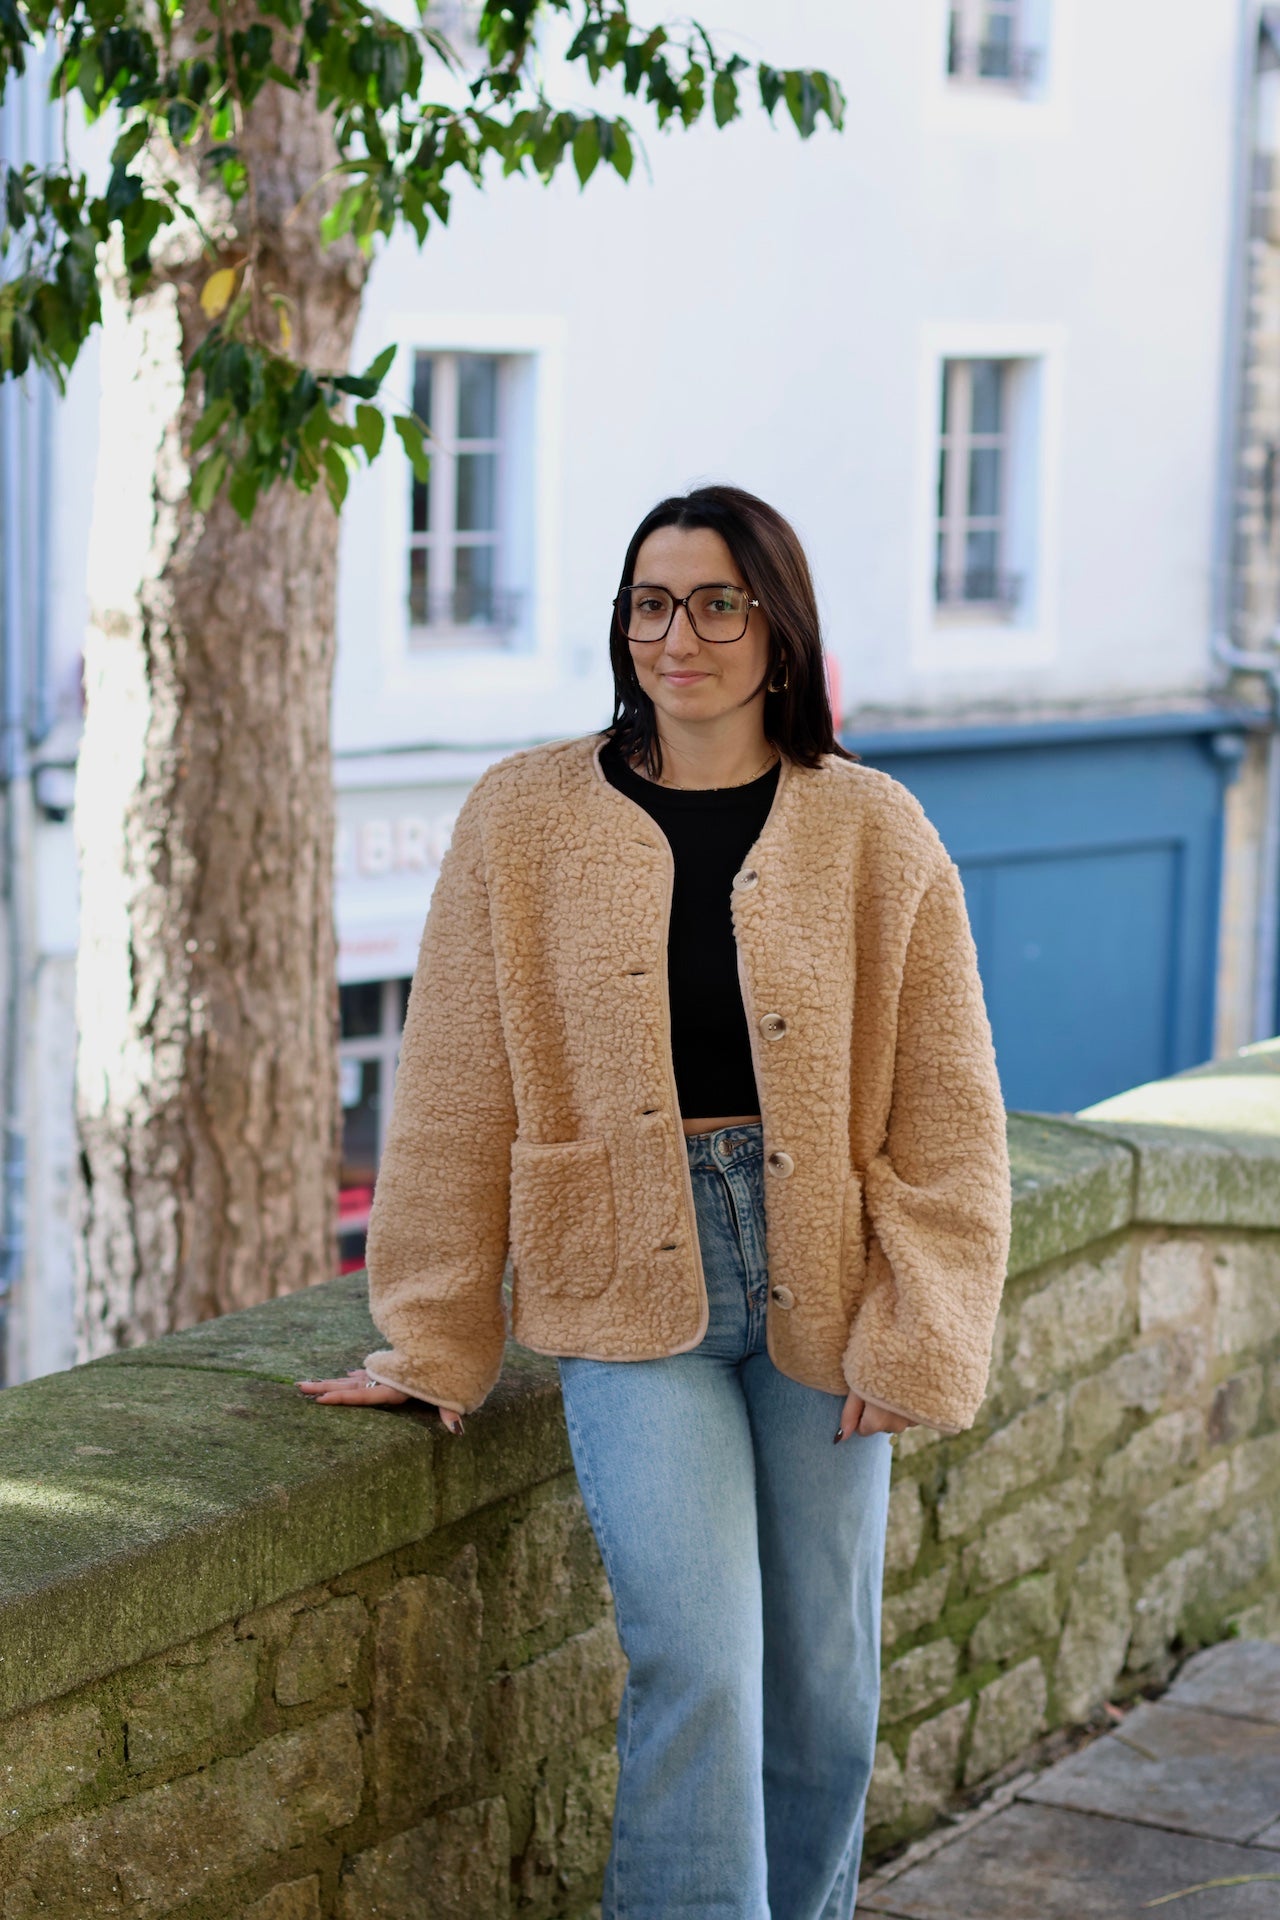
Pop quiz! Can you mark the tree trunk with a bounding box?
[75,44,368,1352]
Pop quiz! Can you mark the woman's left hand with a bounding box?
[836,1391,918,1442]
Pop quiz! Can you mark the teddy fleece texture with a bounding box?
[364,732,1012,1433]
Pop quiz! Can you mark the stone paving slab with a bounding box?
[857,1800,1280,1918]
[1165,1639,1280,1726]
[859,1641,1280,1919]
[1019,1699,1280,1842]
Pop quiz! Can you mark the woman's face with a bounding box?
[625,524,772,730]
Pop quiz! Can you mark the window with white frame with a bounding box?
[946,0,1043,86]
[935,359,1022,616]
[407,351,525,646]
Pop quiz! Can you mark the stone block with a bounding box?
[515,1742,620,1908]
[5,1711,362,1920]
[937,1396,1066,1540]
[275,1597,367,1707]
[961,1475,1094,1594]
[1231,1431,1280,1502]
[1097,1409,1203,1506]
[0,1698,106,1838]
[371,1545,484,1825]
[336,1796,510,1920]
[1213,1240,1280,1356]
[484,1621,626,1775]
[1129,1546,1209,1671]
[1009,1248,1130,1398]
[1071,1096,1280,1226]
[1209,1365,1265,1445]
[1129,1505,1279,1670]
[964,1657,1047,1785]
[240,1877,322,1920]
[968,1574,1059,1667]
[882,1568,953,1651]
[883,1477,924,1577]
[124,1639,259,1772]
[492,1490,579,1662]
[880,1640,960,1725]
[1067,1332,1208,1459]
[1004,1117,1133,1281]
[1226,1591,1280,1640]
[1137,1461,1232,1555]
[557,1746,619,1893]
[1053,1532,1130,1721]
[903,1700,970,1815]
[1137,1236,1211,1332]
[865,1741,906,1831]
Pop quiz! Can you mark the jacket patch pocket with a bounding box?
[839,1168,870,1323]
[510,1138,618,1301]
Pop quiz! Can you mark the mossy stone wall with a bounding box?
[1,1040,1278,1915]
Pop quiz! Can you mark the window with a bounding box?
[407,351,523,646]
[935,359,1022,616]
[337,978,411,1272]
[947,0,1042,86]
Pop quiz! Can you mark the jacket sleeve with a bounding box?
[842,856,1011,1434]
[362,781,516,1415]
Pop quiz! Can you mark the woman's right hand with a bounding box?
[296,1368,464,1433]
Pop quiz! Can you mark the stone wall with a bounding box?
[865,1110,1280,1845]
[0,1040,1278,1916]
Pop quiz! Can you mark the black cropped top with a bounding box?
[600,736,781,1120]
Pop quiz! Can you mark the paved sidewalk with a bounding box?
[857,1640,1280,1920]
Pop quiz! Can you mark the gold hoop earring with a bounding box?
[767,660,789,694]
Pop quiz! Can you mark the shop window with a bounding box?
[338,977,411,1273]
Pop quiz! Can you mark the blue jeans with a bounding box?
[557,1122,892,1920]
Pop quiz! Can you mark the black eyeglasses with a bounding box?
[613,582,760,645]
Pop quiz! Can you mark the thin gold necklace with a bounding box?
[640,746,780,791]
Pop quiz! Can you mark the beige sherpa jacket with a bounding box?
[363,732,1012,1433]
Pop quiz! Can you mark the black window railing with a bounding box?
[934,568,1023,612]
[947,38,1043,84]
[410,585,525,631]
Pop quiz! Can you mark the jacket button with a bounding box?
[770,1283,796,1309]
[733,867,760,891]
[759,1012,787,1040]
[766,1149,795,1178]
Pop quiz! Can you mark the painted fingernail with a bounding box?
[833,1426,845,1445]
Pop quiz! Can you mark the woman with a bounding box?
[299,484,1012,1919]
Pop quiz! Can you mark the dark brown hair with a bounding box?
[606,483,858,779]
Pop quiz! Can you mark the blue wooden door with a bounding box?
[845,725,1235,1114]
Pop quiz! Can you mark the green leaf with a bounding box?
[227,462,262,521]
[572,117,599,187]
[360,342,396,386]
[190,395,233,453]
[110,119,149,168]
[354,402,384,460]
[322,442,350,507]
[785,69,821,139]
[758,63,785,118]
[610,120,633,181]
[393,412,430,482]
[712,70,738,129]
[190,449,227,512]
